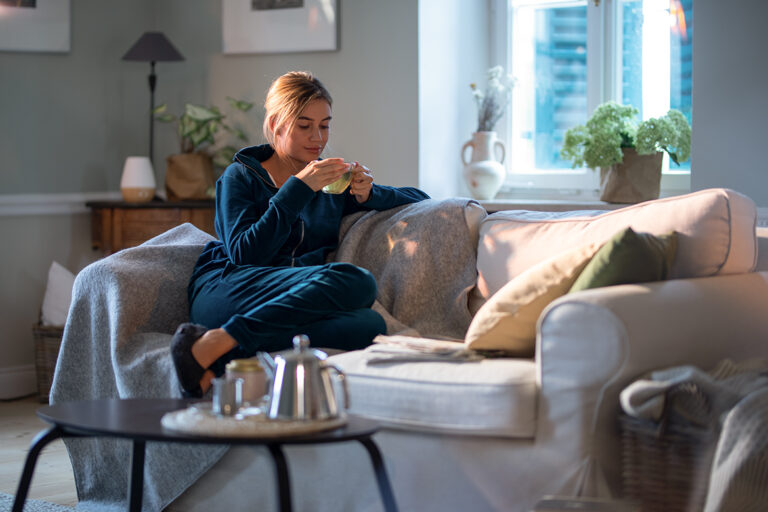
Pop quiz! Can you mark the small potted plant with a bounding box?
[560,101,691,203]
[154,97,253,200]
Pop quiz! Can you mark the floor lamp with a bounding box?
[122,32,184,165]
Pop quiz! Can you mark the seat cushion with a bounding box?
[328,347,537,438]
[476,188,757,300]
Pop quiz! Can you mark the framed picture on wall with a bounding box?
[0,0,70,53]
[222,0,337,54]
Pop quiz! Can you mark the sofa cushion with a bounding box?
[569,228,678,293]
[328,347,537,438]
[475,188,757,300]
[465,241,601,356]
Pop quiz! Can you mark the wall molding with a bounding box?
[3,192,767,225]
[758,208,768,228]
[0,364,37,400]
[0,192,123,217]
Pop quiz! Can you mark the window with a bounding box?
[494,0,693,199]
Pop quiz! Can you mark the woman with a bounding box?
[171,71,429,398]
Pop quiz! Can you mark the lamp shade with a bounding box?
[122,32,184,62]
[120,156,156,203]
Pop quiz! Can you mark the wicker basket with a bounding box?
[620,413,717,512]
[32,323,64,403]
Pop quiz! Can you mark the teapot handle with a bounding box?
[327,364,350,409]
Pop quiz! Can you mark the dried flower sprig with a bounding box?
[470,66,517,132]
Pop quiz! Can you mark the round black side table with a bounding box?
[12,398,398,512]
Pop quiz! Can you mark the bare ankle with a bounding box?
[191,328,238,369]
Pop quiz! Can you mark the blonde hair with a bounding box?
[263,71,333,152]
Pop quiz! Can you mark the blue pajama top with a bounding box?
[189,144,429,299]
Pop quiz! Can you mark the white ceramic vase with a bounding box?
[461,131,506,200]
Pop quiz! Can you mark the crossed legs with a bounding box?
[172,263,385,396]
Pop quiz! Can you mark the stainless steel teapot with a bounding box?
[257,335,349,421]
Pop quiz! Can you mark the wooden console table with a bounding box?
[86,200,216,254]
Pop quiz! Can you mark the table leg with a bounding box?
[128,440,146,512]
[358,437,399,512]
[12,427,64,512]
[267,444,292,512]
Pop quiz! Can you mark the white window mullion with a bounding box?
[586,0,604,114]
[604,0,622,102]
[642,0,671,119]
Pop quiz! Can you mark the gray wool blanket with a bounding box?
[49,198,480,511]
[621,358,768,512]
[49,224,224,512]
[331,197,481,340]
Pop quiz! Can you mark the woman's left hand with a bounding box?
[348,162,374,203]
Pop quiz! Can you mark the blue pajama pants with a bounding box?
[189,262,386,376]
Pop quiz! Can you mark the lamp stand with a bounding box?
[148,60,157,165]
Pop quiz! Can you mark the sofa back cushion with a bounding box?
[475,188,757,300]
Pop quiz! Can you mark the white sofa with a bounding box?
[166,188,766,512]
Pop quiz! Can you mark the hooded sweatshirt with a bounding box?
[190,144,429,284]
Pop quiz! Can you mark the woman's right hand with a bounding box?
[295,158,349,192]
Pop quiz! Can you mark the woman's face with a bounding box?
[274,99,332,167]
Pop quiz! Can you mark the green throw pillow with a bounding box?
[568,227,678,293]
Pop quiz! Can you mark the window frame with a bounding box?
[491,0,691,200]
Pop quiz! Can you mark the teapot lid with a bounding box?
[276,334,327,363]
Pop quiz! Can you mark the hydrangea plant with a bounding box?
[560,101,691,169]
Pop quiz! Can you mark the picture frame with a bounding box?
[0,0,71,53]
[222,0,337,54]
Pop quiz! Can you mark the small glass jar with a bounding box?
[225,358,267,406]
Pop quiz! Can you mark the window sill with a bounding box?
[479,198,626,214]
[484,183,691,213]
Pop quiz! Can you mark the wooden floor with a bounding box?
[0,395,77,507]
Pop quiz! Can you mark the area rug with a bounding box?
[0,492,74,512]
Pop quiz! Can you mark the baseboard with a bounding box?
[0,364,37,400]
[0,191,122,217]
[758,208,768,228]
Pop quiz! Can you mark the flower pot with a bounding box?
[461,131,506,200]
[165,152,215,201]
[600,148,663,204]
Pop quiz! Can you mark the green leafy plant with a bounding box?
[561,101,691,169]
[153,97,254,169]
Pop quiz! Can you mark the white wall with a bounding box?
[0,211,99,398]
[690,0,768,204]
[419,0,491,199]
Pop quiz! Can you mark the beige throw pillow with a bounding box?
[465,241,602,356]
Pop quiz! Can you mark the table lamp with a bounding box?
[122,32,184,165]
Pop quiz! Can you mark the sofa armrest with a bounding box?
[535,271,768,496]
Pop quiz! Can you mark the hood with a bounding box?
[233,144,275,184]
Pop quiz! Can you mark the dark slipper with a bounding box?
[171,323,209,398]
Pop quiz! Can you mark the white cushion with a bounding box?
[476,188,757,299]
[328,348,537,438]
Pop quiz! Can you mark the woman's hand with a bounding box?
[295,158,349,192]
[348,162,374,203]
